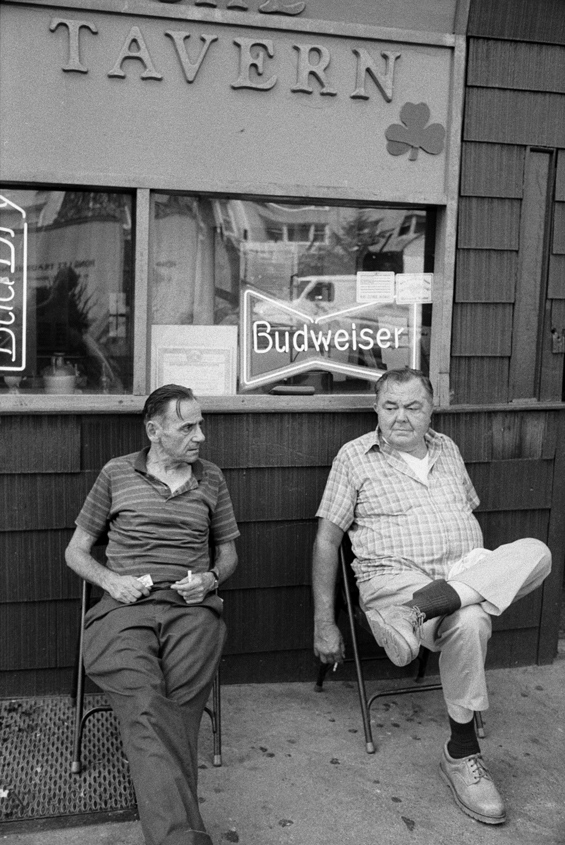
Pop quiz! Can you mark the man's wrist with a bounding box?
[209,568,220,591]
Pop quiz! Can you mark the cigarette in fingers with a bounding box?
[187,570,193,583]
[332,662,338,672]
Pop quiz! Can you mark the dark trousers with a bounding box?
[83,592,226,845]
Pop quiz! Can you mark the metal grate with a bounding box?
[0,694,137,832]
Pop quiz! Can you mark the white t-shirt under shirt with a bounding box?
[399,450,429,484]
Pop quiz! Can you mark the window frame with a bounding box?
[0,184,454,412]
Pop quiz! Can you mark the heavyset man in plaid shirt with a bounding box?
[312,368,551,826]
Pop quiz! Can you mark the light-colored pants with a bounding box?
[358,539,552,720]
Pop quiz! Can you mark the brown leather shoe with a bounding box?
[364,605,424,666]
[439,743,506,824]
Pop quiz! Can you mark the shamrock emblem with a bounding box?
[385,103,445,161]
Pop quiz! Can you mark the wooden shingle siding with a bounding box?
[434,409,558,462]
[455,250,516,303]
[451,304,513,356]
[225,520,315,590]
[464,89,565,147]
[222,587,311,655]
[476,510,550,547]
[548,255,565,299]
[202,412,374,469]
[553,204,565,254]
[450,359,510,405]
[455,6,565,406]
[0,472,97,531]
[224,467,330,523]
[0,529,76,602]
[81,415,148,470]
[469,460,554,511]
[457,197,521,250]
[460,143,524,199]
[467,39,565,92]
[0,416,80,474]
[0,600,77,671]
[467,0,565,44]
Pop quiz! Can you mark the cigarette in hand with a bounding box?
[187,570,193,583]
[332,662,338,672]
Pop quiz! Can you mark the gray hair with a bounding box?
[374,368,433,403]
[143,384,196,423]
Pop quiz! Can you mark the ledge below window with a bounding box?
[0,393,564,415]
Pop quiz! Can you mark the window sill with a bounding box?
[0,392,564,415]
[0,392,377,414]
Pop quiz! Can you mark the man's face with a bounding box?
[375,378,433,455]
[151,399,205,464]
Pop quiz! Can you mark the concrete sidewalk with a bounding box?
[2,643,564,845]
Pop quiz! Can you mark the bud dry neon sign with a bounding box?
[240,284,423,390]
[0,195,27,372]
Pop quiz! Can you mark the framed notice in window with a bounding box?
[151,326,238,395]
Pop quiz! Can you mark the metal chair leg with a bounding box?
[204,668,222,767]
[71,581,89,774]
[474,710,486,738]
[71,581,112,774]
[341,549,375,754]
[212,670,222,767]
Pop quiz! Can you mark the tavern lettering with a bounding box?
[50,18,401,101]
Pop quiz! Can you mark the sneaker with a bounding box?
[439,743,506,825]
[364,605,424,666]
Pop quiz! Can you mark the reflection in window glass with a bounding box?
[0,189,134,394]
[150,195,433,395]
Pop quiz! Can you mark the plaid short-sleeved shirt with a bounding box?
[316,428,483,582]
[76,448,239,583]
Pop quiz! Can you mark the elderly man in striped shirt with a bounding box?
[312,367,551,826]
[66,384,239,845]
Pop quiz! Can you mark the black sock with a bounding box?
[447,716,480,759]
[404,579,461,620]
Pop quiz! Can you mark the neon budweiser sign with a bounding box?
[240,275,430,390]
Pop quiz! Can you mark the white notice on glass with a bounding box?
[151,325,238,395]
[356,272,395,303]
[396,274,433,304]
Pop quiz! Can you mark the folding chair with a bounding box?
[70,579,222,773]
[315,537,484,753]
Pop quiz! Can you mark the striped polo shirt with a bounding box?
[76,448,239,583]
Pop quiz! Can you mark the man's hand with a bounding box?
[106,573,151,604]
[314,619,345,665]
[171,571,214,604]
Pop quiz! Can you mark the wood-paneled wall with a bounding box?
[1,406,563,695]
[453,0,565,404]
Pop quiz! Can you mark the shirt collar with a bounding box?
[134,447,204,482]
[364,427,442,459]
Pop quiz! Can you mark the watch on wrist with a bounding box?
[209,568,220,591]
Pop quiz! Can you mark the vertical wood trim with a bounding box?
[454,0,472,35]
[538,411,565,663]
[133,188,150,395]
[509,150,552,399]
[432,34,467,406]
